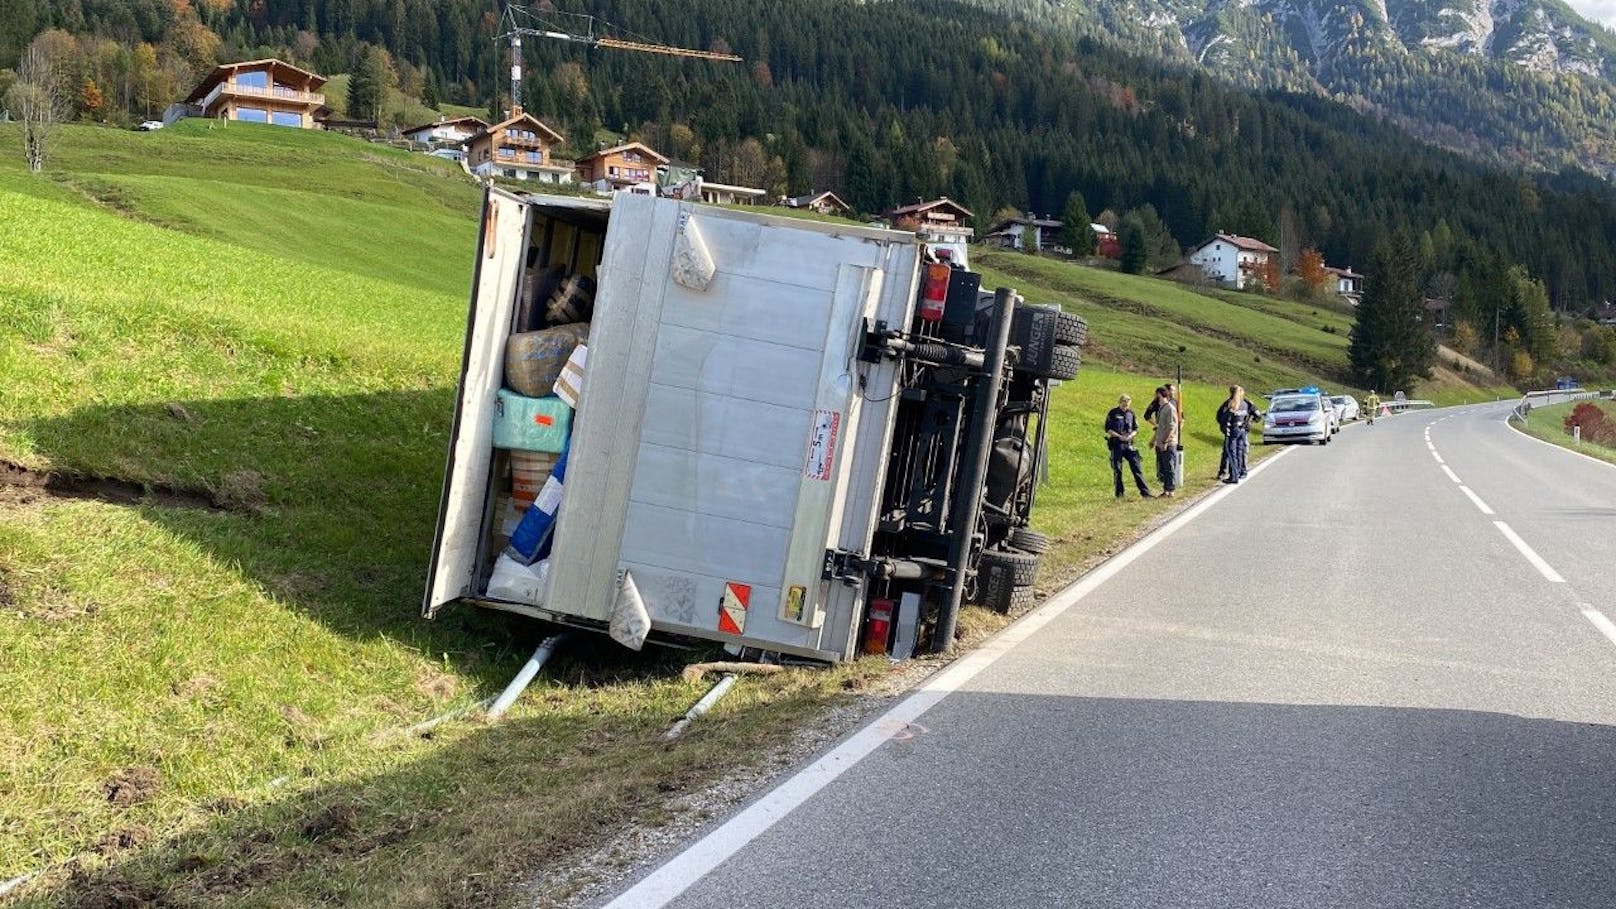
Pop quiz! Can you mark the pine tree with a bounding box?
[1060,190,1095,255]
[1349,237,1435,395]
[1119,214,1148,274]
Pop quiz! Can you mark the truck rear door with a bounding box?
[546,194,920,659]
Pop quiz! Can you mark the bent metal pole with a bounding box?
[934,286,1016,653]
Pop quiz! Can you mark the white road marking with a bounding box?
[1493,521,1565,583]
[1504,417,1616,472]
[1431,450,1445,464]
[1425,441,1436,450]
[1440,464,1461,483]
[1580,606,1616,649]
[1458,485,1494,514]
[600,452,1294,909]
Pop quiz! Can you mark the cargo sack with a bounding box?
[518,264,568,333]
[505,322,590,398]
[493,389,572,454]
[545,273,596,325]
[487,554,549,605]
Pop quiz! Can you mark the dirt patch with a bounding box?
[0,568,15,611]
[0,461,224,512]
[66,875,171,909]
[102,766,162,809]
[301,802,359,842]
[414,665,462,702]
[94,825,154,856]
[213,469,268,514]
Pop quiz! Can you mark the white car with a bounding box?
[1262,392,1333,445]
[1330,394,1360,424]
[134,120,164,131]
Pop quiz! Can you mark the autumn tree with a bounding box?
[79,77,104,119]
[1296,247,1328,297]
[6,37,69,172]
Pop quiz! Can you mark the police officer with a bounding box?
[1105,394,1153,499]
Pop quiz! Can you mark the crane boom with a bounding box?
[499,7,740,116]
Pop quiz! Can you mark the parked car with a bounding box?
[1330,394,1360,424]
[134,120,164,131]
[1262,392,1333,445]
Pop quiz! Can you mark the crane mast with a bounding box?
[497,5,741,116]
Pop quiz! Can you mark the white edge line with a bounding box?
[1580,606,1616,649]
[600,449,1295,909]
[1431,451,1445,464]
[1440,464,1460,483]
[1457,485,1494,515]
[1425,441,1435,450]
[1493,520,1565,584]
[1503,414,1616,472]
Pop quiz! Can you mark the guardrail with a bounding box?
[1509,387,1612,424]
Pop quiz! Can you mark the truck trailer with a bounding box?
[424,189,1083,661]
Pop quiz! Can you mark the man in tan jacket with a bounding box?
[1150,386,1179,497]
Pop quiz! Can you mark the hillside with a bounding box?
[10,0,1616,312]
[975,0,1616,176]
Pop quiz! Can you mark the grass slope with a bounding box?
[1517,399,1616,466]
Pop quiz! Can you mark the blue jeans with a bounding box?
[1223,431,1248,480]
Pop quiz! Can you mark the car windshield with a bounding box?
[1270,396,1319,413]
[1331,396,1347,405]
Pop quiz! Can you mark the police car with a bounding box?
[1262,387,1334,445]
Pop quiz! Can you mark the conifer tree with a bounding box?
[1349,237,1434,395]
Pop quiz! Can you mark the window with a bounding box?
[624,151,641,162]
[498,147,514,158]
[525,150,541,163]
[270,111,302,127]
[235,70,268,89]
[503,169,518,179]
[235,107,268,123]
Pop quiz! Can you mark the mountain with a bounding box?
[972,0,1616,174]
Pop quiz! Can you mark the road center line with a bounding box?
[1440,464,1461,483]
[1580,606,1616,649]
[1431,450,1446,465]
[1493,521,1566,583]
[1426,441,1436,451]
[1458,485,1494,514]
[600,451,1293,908]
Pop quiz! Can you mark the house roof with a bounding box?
[400,116,488,135]
[184,59,327,103]
[700,181,767,196]
[786,191,851,210]
[1090,222,1112,235]
[1324,265,1363,278]
[1199,232,1278,254]
[477,112,564,144]
[987,216,1063,233]
[886,197,973,220]
[578,141,669,165]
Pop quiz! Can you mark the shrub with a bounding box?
[1565,402,1616,447]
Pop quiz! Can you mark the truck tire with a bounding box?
[1043,344,1080,381]
[1009,527,1050,554]
[1010,585,1036,612]
[980,549,1038,587]
[1054,312,1087,346]
[983,569,1037,615]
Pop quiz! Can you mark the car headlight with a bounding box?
[1308,412,1323,424]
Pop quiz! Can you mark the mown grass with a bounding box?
[1516,399,1616,466]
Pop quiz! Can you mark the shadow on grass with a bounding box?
[16,693,1616,908]
[10,389,588,690]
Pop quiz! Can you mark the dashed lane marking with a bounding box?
[1493,521,1566,584]
[1458,485,1494,515]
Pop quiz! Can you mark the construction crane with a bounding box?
[497,5,741,116]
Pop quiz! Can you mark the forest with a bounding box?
[3,0,1616,313]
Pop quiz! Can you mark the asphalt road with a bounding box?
[599,401,1616,909]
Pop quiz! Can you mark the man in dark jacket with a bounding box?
[1105,394,1153,499]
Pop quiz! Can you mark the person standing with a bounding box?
[1150,386,1178,497]
[1365,389,1381,425]
[1219,385,1256,484]
[1105,394,1153,499]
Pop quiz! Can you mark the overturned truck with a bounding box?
[424,190,1083,661]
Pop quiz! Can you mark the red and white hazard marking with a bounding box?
[718,582,750,635]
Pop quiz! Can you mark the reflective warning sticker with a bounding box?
[784,585,807,623]
[718,582,750,635]
[803,408,841,481]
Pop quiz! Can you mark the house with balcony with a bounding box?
[402,116,488,146]
[783,191,853,217]
[181,59,327,128]
[576,141,668,192]
[466,111,574,184]
[1324,265,1365,304]
[885,197,975,268]
[983,214,1064,253]
[1188,232,1279,289]
[697,181,767,206]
